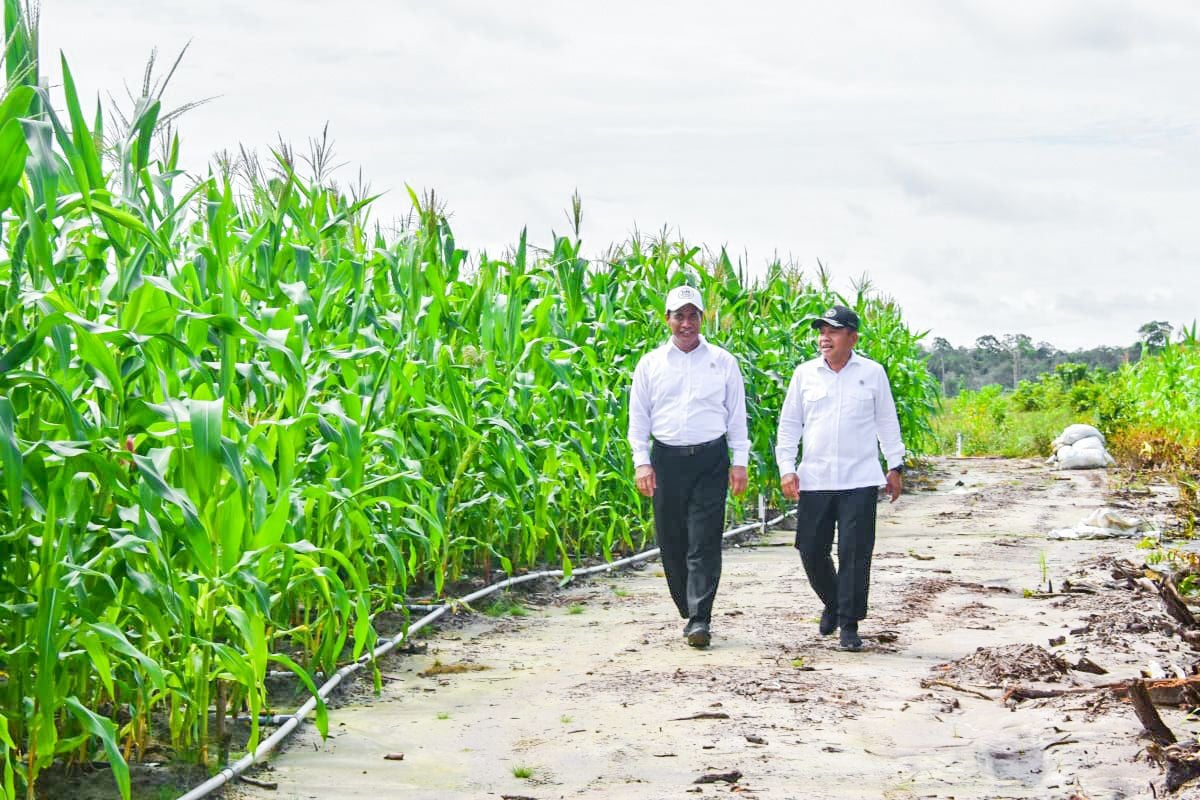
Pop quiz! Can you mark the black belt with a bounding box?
[653,435,726,456]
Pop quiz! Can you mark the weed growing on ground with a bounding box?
[484,595,528,617]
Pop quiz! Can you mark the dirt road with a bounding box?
[232,458,1189,800]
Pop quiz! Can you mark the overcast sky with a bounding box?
[36,1,1200,350]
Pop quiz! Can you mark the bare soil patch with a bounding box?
[223,457,1195,800]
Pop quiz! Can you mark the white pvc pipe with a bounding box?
[175,508,794,800]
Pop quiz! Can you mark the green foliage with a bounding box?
[484,596,528,618]
[930,358,1139,457]
[1107,326,1200,445]
[932,383,1083,457]
[0,7,939,797]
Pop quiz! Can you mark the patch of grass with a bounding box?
[932,385,1078,457]
[560,714,572,724]
[484,594,528,617]
[566,603,585,615]
[611,586,630,598]
[512,764,535,779]
[436,711,450,720]
[790,657,806,668]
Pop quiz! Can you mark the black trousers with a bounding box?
[651,437,729,624]
[794,486,879,627]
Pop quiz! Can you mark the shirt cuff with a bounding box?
[731,450,749,468]
[632,448,651,468]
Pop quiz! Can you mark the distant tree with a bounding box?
[1001,333,1034,387]
[975,334,1003,353]
[930,337,954,392]
[1138,320,1173,353]
[923,331,1137,397]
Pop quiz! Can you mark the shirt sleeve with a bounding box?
[724,356,750,468]
[628,357,653,468]
[874,365,906,471]
[774,366,805,476]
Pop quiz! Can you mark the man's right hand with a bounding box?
[781,472,799,501]
[635,465,656,497]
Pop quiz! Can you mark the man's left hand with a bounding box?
[885,468,903,503]
[729,466,748,497]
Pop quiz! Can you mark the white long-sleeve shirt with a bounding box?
[775,351,905,491]
[628,336,750,468]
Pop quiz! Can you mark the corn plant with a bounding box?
[0,5,939,797]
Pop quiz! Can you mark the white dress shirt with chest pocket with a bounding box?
[628,336,750,469]
[775,351,905,491]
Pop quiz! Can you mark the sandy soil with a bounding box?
[227,457,1195,800]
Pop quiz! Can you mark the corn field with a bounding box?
[0,5,937,798]
[1110,325,1200,446]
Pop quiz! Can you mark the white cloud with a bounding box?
[35,0,1200,349]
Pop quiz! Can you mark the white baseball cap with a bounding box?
[664,285,704,313]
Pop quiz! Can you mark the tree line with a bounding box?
[925,321,1175,396]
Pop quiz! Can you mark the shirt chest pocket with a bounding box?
[802,386,830,417]
[848,386,875,415]
[695,372,725,404]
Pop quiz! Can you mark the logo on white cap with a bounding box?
[665,286,704,312]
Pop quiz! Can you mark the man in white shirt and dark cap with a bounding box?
[628,285,750,648]
[775,305,905,652]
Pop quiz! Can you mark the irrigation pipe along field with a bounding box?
[176,504,793,800]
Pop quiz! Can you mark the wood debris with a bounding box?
[694,770,742,784]
[671,712,730,721]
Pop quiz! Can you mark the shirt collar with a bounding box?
[818,350,860,373]
[667,334,709,355]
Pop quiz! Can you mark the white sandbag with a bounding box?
[1052,424,1105,449]
[1055,444,1110,470]
[1049,424,1116,469]
[1047,525,1147,540]
[1049,525,1133,540]
[1081,507,1151,531]
[1048,507,1159,539]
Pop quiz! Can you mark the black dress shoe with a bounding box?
[838,626,863,652]
[685,620,711,648]
[818,607,837,636]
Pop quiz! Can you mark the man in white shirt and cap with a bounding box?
[775,305,905,652]
[628,285,750,648]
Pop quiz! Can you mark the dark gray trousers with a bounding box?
[794,486,879,627]
[651,437,729,624]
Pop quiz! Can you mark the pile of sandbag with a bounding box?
[1047,423,1115,470]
